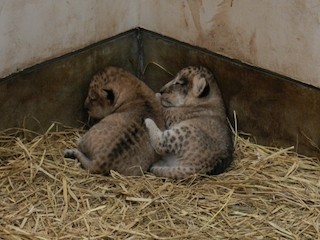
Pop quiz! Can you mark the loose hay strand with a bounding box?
[0,123,319,239]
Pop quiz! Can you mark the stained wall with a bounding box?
[0,0,138,78]
[140,0,320,88]
[1,1,320,86]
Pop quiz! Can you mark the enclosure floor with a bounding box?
[0,123,319,239]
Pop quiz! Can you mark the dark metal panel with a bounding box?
[0,30,139,131]
[140,30,320,157]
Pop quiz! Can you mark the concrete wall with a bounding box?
[0,0,138,78]
[1,0,320,88]
[140,0,320,88]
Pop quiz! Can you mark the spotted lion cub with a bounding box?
[64,66,164,176]
[145,66,233,179]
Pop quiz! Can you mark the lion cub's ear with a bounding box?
[192,76,209,98]
[103,89,115,104]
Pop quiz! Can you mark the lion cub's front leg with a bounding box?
[144,118,168,155]
[145,118,186,177]
[145,118,203,179]
[145,118,183,155]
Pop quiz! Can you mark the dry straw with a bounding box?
[0,122,319,240]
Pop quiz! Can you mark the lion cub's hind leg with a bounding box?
[151,164,198,179]
[150,155,197,179]
[64,149,97,172]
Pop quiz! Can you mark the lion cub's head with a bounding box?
[84,66,143,119]
[159,66,222,108]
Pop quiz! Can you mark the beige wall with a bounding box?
[0,0,138,77]
[1,0,320,88]
[140,0,320,88]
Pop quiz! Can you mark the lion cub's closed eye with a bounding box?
[145,66,234,179]
[64,66,164,176]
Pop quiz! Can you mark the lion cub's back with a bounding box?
[79,111,157,176]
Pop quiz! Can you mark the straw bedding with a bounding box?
[0,123,319,239]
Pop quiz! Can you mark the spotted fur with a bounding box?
[145,66,233,179]
[64,66,164,176]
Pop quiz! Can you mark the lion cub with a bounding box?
[64,66,164,176]
[145,66,233,179]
